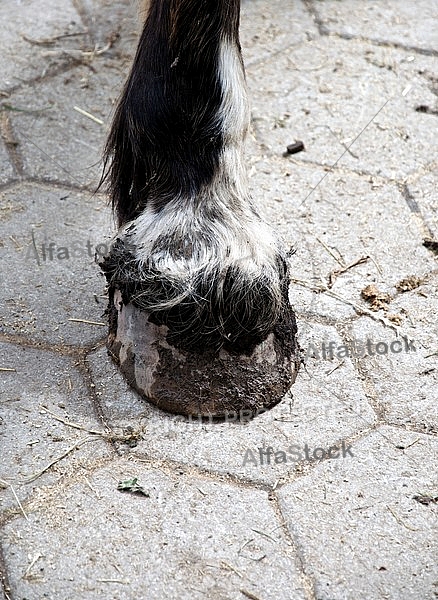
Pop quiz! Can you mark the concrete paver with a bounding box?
[240,0,318,66]
[0,342,111,512]
[248,36,438,179]
[0,0,82,91]
[409,171,438,239]
[2,462,308,600]
[6,62,123,188]
[278,427,438,599]
[0,182,112,345]
[313,0,438,51]
[351,314,438,431]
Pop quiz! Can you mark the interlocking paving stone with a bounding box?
[351,311,438,431]
[247,36,438,180]
[0,182,113,345]
[5,60,125,188]
[313,0,438,52]
[297,172,436,290]
[248,153,437,324]
[0,341,111,512]
[278,426,438,600]
[0,0,81,91]
[241,0,318,66]
[1,460,307,600]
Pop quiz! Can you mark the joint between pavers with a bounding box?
[327,31,438,58]
[248,148,411,186]
[266,425,390,497]
[0,179,20,194]
[405,159,438,187]
[326,323,382,411]
[291,281,401,335]
[0,333,105,358]
[301,0,329,38]
[124,453,275,493]
[0,58,84,98]
[296,312,359,329]
[0,114,24,178]
[25,176,101,195]
[79,354,114,432]
[72,0,98,47]
[398,182,436,242]
[386,422,438,437]
[269,490,318,600]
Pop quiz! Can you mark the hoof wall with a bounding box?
[107,289,300,418]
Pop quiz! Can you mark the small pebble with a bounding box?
[286,141,305,155]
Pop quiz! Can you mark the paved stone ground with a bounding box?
[1,1,437,599]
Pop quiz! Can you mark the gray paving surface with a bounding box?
[1,1,437,599]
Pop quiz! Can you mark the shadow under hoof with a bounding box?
[106,288,300,418]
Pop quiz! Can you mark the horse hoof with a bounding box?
[106,288,300,419]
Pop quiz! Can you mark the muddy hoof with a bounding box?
[106,288,300,418]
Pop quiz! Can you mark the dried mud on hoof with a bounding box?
[106,289,300,419]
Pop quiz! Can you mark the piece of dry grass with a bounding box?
[20,406,145,484]
[68,318,106,326]
[73,105,104,125]
[328,256,370,288]
[0,478,29,520]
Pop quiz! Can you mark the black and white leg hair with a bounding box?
[100,0,299,415]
